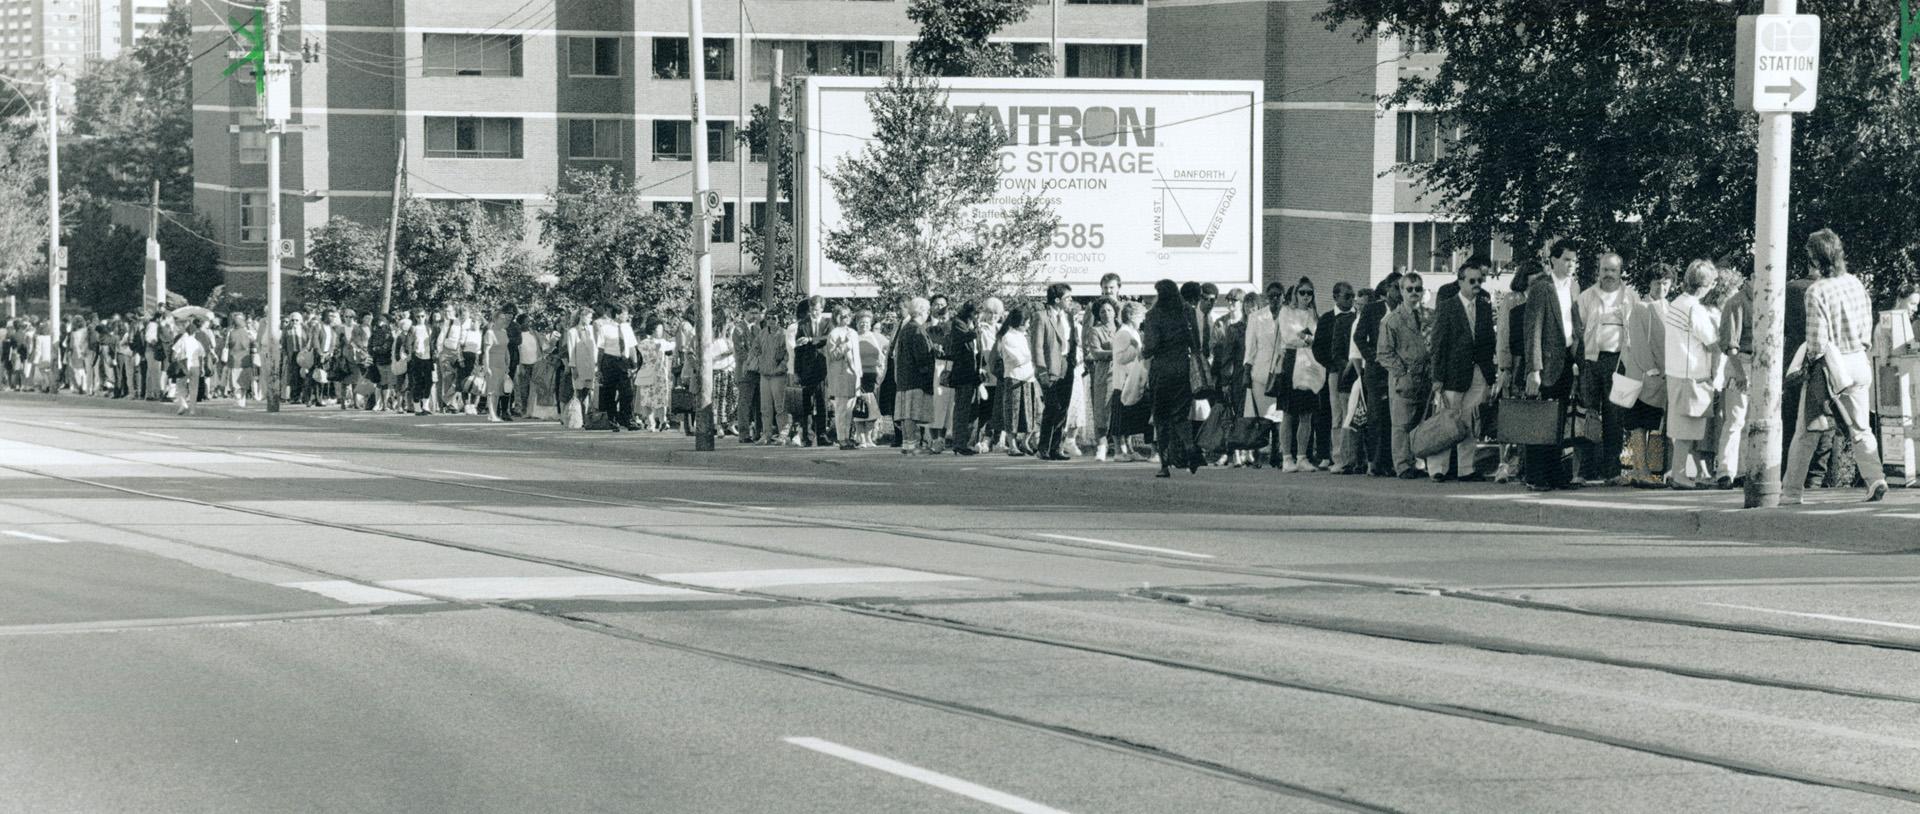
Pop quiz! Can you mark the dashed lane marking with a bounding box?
[135,431,179,440]
[652,567,975,590]
[279,580,434,605]
[1703,603,1920,632]
[783,737,1071,814]
[1035,533,1215,559]
[429,469,509,481]
[376,576,717,601]
[661,497,775,511]
[2,530,67,543]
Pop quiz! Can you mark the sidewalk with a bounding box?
[5,391,1916,553]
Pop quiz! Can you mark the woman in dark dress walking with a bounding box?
[1140,279,1207,477]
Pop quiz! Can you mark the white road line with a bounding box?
[1882,512,1920,520]
[2,530,67,543]
[279,580,433,605]
[430,469,508,481]
[1035,533,1214,559]
[377,576,715,601]
[783,738,1071,814]
[1703,603,1920,632]
[1801,507,1874,515]
[661,497,776,511]
[654,567,973,590]
[135,431,179,440]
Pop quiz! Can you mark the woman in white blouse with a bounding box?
[1662,259,1721,489]
[995,309,1041,456]
[825,306,863,450]
[1105,301,1149,462]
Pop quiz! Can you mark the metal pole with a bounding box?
[46,77,60,376]
[263,0,284,412]
[689,0,716,451]
[380,136,405,314]
[1742,0,1794,508]
[761,49,780,313]
[1050,0,1060,77]
[736,0,746,277]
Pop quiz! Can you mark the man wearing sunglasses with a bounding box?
[1428,256,1499,481]
[1377,272,1432,479]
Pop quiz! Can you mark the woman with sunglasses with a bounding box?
[1273,277,1323,472]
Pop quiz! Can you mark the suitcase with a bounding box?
[1496,397,1565,446]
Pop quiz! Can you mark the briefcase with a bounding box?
[670,386,696,414]
[1496,397,1564,446]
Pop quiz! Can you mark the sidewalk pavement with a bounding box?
[5,392,1916,553]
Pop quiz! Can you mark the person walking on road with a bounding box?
[169,319,207,416]
[1783,229,1890,504]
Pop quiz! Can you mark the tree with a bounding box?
[302,217,386,313]
[824,72,1058,305]
[906,0,1054,77]
[64,2,192,208]
[0,122,46,295]
[63,206,144,314]
[539,167,694,316]
[393,199,539,311]
[721,217,799,317]
[1320,1,1920,302]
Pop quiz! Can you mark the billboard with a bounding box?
[797,78,1263,299]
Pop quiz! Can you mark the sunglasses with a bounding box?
[1404,286,1425,295]
[1463,277,1484,285]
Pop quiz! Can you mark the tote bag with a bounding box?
[1608,359,1644,408]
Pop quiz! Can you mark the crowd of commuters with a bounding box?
[6,229,1916,497]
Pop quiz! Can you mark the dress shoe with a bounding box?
[1398,470,1422,480]
[1457,473,1488,483]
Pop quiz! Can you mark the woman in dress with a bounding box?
[1662,259,1722,489]
[1140,279,1205,478]
[635,318,673,431]
[170,319,207,416]
[825,306,862,450]
[854,310,887,448]
[1622,264,1676,487]
[1106,301,1150,462]
[1275,278,1322,472]
[479,310,513,422]
[995,308,1041,456]
[1084,298,1118,461]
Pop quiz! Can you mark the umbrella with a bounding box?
[171,305,216,322]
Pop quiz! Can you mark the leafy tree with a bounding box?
[824,72,1058,305]
[302,216,386,313]
[1320,0,1920,302]
[64,3,192,207]
[906,0,1054,78]
[159,212,224,306]
[394,199,539,310]
[0,123,46,295]
[63,207,145,314]
[721,217,799,317]
[539,167,695,316]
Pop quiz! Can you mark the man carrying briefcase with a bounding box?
[1520,242,1586,491]
[1425,255,1498,482]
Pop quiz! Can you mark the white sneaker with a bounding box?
[1281,456,1302,473]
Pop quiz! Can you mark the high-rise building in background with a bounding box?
[2,0,173,76]
[190,0,1147,296]
[1149,0,1509,295]
[118,0,168,53]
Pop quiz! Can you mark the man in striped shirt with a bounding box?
[1783,229,1889,504]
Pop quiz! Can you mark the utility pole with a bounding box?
[1739,0,1812,508]
[263,0,287,412]
[144,178,165,311]
[761,49,780,313]
[380,136,405,314]
[45,75,60,375]
[736,0,746,278]
[688,0,716,451]
[1050,0,1061,77]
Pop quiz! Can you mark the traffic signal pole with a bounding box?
[689,0,715,452]
[46,77,60,376]
[263,0,286,412]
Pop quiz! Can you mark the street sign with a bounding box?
[698,189,722,219]
[264,62,291,123]
[54,246,67,269]
[1736,14,1821,113]
[277,238,296,258]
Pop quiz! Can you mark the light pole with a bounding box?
[1741,0,1797,508]
[688,0,716,451]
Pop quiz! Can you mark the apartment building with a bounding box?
[1148,0,1508,295]
[190,0,1147,296]
[1,0,173,74]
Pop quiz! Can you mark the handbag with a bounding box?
[852,393,873,420]
[1411,403,1472,458]
[295,348,314,370]
[1496,397,1565,446]
[1608,359,1643,409]
[1120,367,1146,407]
[1196,411,1229,455]
[1228,416,1272,451]
[1189,398,1211,422]
[1291,351,1327,392]
[1570,404,1605,445]
[784,384,805,418]
[670,386,696,414]
[1344,384,1368,430]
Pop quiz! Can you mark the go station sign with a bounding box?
[1736,14,1821,114]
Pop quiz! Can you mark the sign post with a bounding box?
[687,0,716,452]
[1736,4,1819,509]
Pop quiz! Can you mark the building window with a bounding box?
[653,120,691,161]
[238,193,267,243]
[566,119,621,160]
[236,111,267,164]
[424,116,523,159]
[753,40,885,79]
[707,120,734,162]
[1395,111,1456,164]
[1391,222,1511,276]
[1064,43,1140,78]
[1007,42,1049,65]
[422,33,521,77]
[748,201,792,233]
[568,36,620,77]
[653,37,733,80]
[711,202,735,244]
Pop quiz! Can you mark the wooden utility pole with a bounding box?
[761,50,780,313]
[380,136,405,314]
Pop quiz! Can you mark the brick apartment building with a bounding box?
[1148,0,1509,295]
[191,0,1147,296]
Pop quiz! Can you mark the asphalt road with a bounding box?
[2,396,1918,813]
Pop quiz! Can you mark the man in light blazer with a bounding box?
[1031,283,1077,461]
[1427,255,1499,481]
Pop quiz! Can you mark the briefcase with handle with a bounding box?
[1495,397,1565,446]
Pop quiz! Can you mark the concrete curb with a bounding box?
[5,392,1913,553]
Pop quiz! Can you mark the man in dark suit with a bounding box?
[1313,282,1361,473]
[1522,240,1586,490]
[1352,271,1403,476]
[1427,255,1498,481]
[1032,283,1077,461]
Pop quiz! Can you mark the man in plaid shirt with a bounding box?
[1784,229,1889,504]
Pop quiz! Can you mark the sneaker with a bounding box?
[1281,457,1302,473]
[1315,460,1332,472]
[1866,479,1889,503]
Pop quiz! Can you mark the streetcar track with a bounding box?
[4,459,1919,805]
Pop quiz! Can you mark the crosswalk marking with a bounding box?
[1035,533,1214,559]
[377,576,716,601]
[430,469,508,481]
[784,738,1071,814]
[3,530,67,543]
[652,567,973,590]
[279,580,433,605]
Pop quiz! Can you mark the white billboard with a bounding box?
[797,78,1263,299]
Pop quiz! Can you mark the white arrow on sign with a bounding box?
[1764,76,1808,102]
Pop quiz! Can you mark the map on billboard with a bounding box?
[797,78,1263,299]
